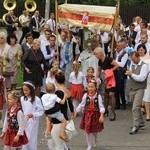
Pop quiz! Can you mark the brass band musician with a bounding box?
[19,10,31,44]
[5,10,18,36]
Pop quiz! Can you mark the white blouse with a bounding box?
[76,93,105,113]
[3,110,25,135]
[69,71,86,88]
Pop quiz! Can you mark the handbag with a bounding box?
[66,100,78,140]
[3,67,14,77]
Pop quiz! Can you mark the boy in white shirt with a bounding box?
[41,83,68,142]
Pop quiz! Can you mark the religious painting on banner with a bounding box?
[58,4,116,32]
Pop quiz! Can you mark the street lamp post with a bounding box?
[44,0,50,22]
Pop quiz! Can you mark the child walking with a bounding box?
[69,61,86,110]
[20,81,44,150]
[0,75,7,128]
[86,67,101,90]
[41,83,69,142]
[0,91,28,150]
[75,80,105,150]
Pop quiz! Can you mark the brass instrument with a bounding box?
[3,0,17,11]
[3,12,18,26]
[25,0,37,12]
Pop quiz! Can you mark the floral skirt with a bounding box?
[5,130,28,147]
[70,84,84,100]
[80,110,104,133]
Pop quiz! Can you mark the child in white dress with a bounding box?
[21,81,44,150]
[41,83,68,142]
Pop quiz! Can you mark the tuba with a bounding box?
[24,0,37,12]
[3,0,16,11]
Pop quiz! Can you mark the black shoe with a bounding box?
[115,106,120,110]
[104,110,109,116]
[130,126,138,135]
[122,104,126,110]
[138,125,145,130]
[146,119,150,121]
[109,114,116,121]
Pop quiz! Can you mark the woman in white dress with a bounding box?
[21,81,44,150]
[137,44,150,121]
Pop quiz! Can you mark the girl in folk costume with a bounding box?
[69,61,86,110]
[20,81,44,150]
[0,91,28,150]
[86,67,101,90]
[75,80,105,150]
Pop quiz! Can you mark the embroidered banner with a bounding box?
[58,4,116,32]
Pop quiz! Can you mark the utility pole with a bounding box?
[44,0,50,22]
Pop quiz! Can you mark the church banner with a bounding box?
[58,4,116,31]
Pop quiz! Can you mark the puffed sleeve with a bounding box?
[32,96,44,118]
[98,94,105,113]
[76,93,87,112]
[2,111,8,133]
[17,110,25,135]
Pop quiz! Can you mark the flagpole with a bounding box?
[110,0,120,58]
[55,0,59,61]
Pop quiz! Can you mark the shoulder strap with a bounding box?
[31,48,44,73]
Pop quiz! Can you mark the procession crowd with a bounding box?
[0,9,150,150]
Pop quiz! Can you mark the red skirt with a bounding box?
[0,94,3,110]
[80,110,104,133]
[5,130,28,147]
[70,84,84,100]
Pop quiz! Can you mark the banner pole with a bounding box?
[110,0,120,58]
[55,0,59,61]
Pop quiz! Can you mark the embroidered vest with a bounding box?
[7,106,21,133]
[85,94,99,111]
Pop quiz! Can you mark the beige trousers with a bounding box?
[129,89,145,127]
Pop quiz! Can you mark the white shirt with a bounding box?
[134,41,150,53]
[39,34,46,41]
[130,60,149,82]
[40,40,53,60]
[135,30,150,44]
[69,71,86,88]
[46,75,57,88]
[41,93,61,110]
[21,15,29,27]
[76,93,105,113]
[100,32,109,44]
[115,50,128,68]
[46,18,56,32]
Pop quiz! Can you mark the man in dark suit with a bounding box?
[30,11,40,39]
[5,10,18,36]
[125,23,137,47]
